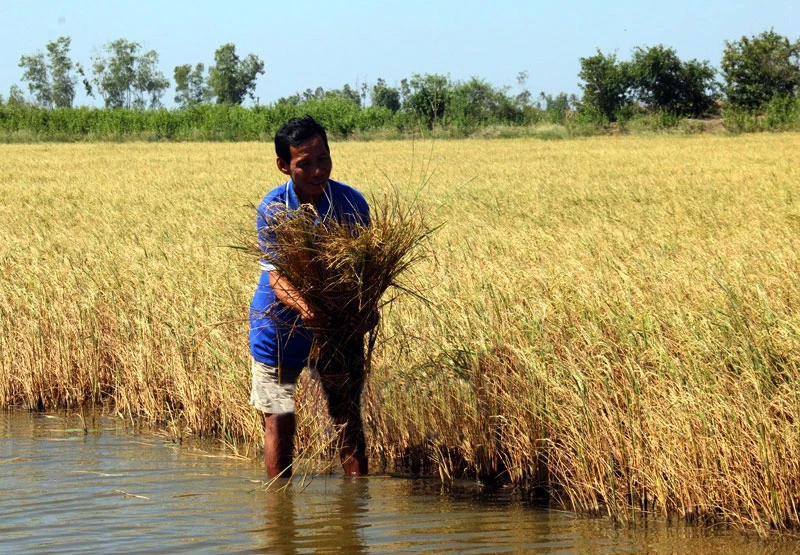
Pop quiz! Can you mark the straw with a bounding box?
[257,187,434,374]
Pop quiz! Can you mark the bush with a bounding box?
[722,96,800,132]
[628,110,682,131]
[721,106,761,133]
[764,95,800,129]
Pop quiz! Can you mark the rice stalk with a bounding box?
[4,137,800,537]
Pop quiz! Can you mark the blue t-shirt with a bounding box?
[249,179,371,367]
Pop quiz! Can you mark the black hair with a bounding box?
[274,115,330,164]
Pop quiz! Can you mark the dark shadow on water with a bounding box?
[260,478,369,554]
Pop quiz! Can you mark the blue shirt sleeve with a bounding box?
[256,200,285,271]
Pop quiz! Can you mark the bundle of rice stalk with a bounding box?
[258,188,434,375]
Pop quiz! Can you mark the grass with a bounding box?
[2,134,800,536]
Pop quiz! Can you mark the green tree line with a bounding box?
[2,29,799,140]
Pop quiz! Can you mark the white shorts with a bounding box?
[249,358,305,414]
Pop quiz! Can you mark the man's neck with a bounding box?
[296,191,323,206]
[293,180,327,206]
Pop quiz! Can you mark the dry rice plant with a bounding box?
[252,188,433,373]
[3,135,800,537]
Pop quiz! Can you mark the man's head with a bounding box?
[274,116,332,204]
[274,115,329,165]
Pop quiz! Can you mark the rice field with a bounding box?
[2,134,800,536]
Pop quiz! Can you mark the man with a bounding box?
[249,115,371,478]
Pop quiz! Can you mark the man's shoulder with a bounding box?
[329,180,369,219]
[256,183,290,227]
[257,183,291,219]
[260,182,288,206]
[329,179,367,204]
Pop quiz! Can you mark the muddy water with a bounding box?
[0,411,786,554]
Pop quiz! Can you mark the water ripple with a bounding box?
[0,411,777,554]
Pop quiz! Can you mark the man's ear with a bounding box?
[276,156,290,175]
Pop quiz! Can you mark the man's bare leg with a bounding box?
[319,335,368,476]
[264,412,296,478]
[335,414,368,476]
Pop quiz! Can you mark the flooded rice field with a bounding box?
[0,410,788,553]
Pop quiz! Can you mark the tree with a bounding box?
[133,49,170,109]
[448,77,515,127]
[7,85,26,106]
[18,37,80,108]
[47,37,78,108]
[91,39,169,109]
[538,92,577,123]
[18,50,51,107]
[399,78,411,106]
[91,39,136,108]
[207,43,264,105]
[629,45,717,116]
[308,87,324,101]
[275,93,302,106]
[371,78,400,112]
[404,73,452,128]
[578,49,632,121]
[677,58,720,116]
[515,70,532,107]
[721,29,800,109]
[174,63,210,108]
[325,83,361,106]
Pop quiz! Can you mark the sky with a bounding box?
[1,0,798,107]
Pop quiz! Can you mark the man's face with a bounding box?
[277,134,332,204]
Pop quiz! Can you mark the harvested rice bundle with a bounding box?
[258,190,433,374]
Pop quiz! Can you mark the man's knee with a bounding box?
[320,371,364,416]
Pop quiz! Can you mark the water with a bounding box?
[0,411,789,553]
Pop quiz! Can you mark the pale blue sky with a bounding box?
[1,0,798,107]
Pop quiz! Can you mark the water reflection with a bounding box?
[261,479,369,554]
[0,410,791,554]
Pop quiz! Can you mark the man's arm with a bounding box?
[259,200,326,329]
[268,270,328,330]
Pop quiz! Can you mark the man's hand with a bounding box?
[299,306,331,333]
[269,270,328,331]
